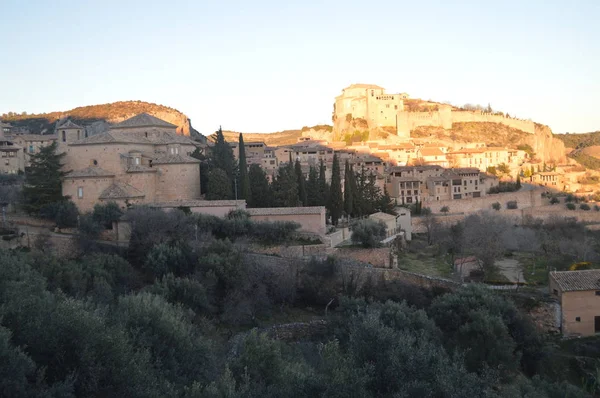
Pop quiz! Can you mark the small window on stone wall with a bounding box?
[576,317,581,322]
[92,159,98,166]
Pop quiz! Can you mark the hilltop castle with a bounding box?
[333,84,535,139]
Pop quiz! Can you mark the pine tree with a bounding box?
[206,168,232,200]
[294,159,307,206]
[306,166,319,206]
[343,161,353,216]
[211,126,236,198]
[328,154,343,225]
[22,141,67,214]
[364,172,382,214]
[317,160,328,206]
[238,133,250,200]
[248,164,271,207]
[378,184,396,215]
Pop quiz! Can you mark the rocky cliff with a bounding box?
[413,122,566,163]
[527,124,566,164]
[2,101,205,142]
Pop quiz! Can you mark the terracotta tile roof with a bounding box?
[71,131,150,145]
[65,166,115,178]
[419,148,445,157]
[550,270,600,292]
[449,148,485,154]
[126,165,156,173]
[10,134,58,142]
[111,113,176,129]
[369,212,398,221]
[246,206,325,216]
[346,83,384,90]
[99,182,144,199]
[452,167,480,175]
[70,130,196,146]
[152,153,200,165]
[57,120,83,129]
[148,132,197,145]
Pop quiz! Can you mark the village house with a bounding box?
[350,154,386,176]
[550,270,600,336]
[416,147,448,167]
[0,138,23,174]
[532,171,564,189]
[386,165,490,204]
[0,122,13,135]
[60,113,200,211]
[10,133,58,168]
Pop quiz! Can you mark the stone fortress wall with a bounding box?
[334,84,536,137]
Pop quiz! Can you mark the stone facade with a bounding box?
[550,270,600,337]
[60,114,201,211]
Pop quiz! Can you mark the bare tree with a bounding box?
[462,212,510,277]
[422,212,442,246]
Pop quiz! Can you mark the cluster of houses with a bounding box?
[0,116,579,209]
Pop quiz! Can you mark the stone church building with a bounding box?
[60,113,200,211]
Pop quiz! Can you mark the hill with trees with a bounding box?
[1,100,205,140]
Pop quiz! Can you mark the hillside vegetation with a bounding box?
[554,132,600,170]
[1,101,204,139]
[213,124,332,146]
[555,131,600,150]
[412,122,531,147]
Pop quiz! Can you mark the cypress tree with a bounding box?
[272,162,299,207]
[211,126,236,198]
[238,133,250,200]
[317,159,328,207]
[343,160,353,216]
[516,174,522,189]
[294,159,307,206]
[248,164,272,207]
[328,154,343,225]
[22,141,67,214]
[306,166,319,206]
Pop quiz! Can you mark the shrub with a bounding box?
[549,196,560,205]
[55,201,79,228]
[351,219,386,248]
[144,242,192,278]
[93,202,123,228]
[595,205,600,211]
[580,203,591,211]
[488,182,519,194]
[421,207,432,215]
[566,203,576,210]
[506,201,518,210]
[492,202,501,211]
[565,194,575,203]
[440,206,450,214]
[251,221,300,244]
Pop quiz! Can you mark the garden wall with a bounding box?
[424,188,543,214]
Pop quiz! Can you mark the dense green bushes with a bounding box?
[351,219,387,247]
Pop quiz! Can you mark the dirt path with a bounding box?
[494,258,525,283]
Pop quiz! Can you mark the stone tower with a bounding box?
[56,119,84,151]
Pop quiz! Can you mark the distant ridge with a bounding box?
[1,101,205,142]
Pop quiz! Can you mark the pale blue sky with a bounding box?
[1,0,599,135]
